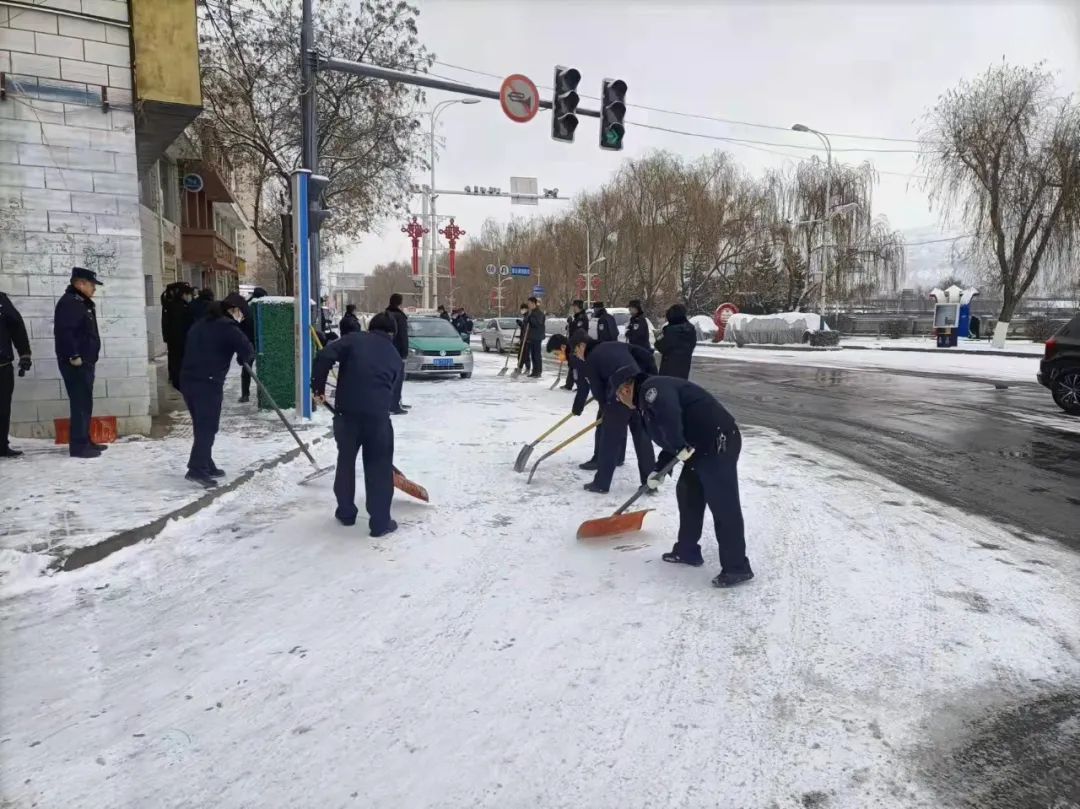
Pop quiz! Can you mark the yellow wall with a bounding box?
[131,0,202,108]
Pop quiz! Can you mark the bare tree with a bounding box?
[198,0,432,293]
[920,61,1080,345]
[358,260,415,312]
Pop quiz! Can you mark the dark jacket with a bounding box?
[451,312,474,336]
[386,305,409,358]
[180,315,255,386]
[54,285,101,364]
[339,311,361,335]
[593,308,618,343]
[626,312,652,350]
[0,292,31,367]
[162,298,194,347]
[189,296,213,322]
[525,307,546,342]
[439,310,451,321]
[655,309,697,379]
[571,341,657,415]
[567,310,589,337]
[638,376,737,457]
[312,331,401,419]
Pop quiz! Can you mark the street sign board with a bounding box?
[486,264,497,276]
[510,176,539,206]
[182,173,204,193]
[499,265,510,276]
[532,285,545,297]
[510,265,531,277]
[500,74,540,124]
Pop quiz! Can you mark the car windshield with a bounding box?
[498,319,519,330]
[408,318,461,338]
[613,313,630,326]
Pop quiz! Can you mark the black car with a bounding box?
[1037,312,1080,416]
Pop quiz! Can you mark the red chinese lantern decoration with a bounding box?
[401,215,429,277]
[713,303,739,341]
[440,217,465,278]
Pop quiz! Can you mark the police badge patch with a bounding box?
[644,387,658,404]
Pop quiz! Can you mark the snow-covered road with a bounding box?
[2,353,1078,808]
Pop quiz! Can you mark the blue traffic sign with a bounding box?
[532,285,545,297]
[510,264,531,277]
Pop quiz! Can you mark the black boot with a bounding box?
[90,442,108,452]
[239,394,250,403]
[0,446,23,458]
[578,458,599,471]
[186,470,218,489]
[70,445,102,459]
[712,570,755,588]
[370,519,398,538]
[209,464,226,478]
[583,481,608,494]
[661,545,704,567]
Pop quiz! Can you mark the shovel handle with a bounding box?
[243,362,320,469]
[612,448,694,517]
[527,418,602,483]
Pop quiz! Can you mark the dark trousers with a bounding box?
[391,365,405,409]
[333,413,394,533]
[59,362,95,451]
[517,340,531,372]
[240,365,252,399]
[563,363,576,389]
[0,363,12,449]
[527,340,542,376]
[593,402,655,490]
[674,429,750,574]
[166,342,184,390]
[181,378,224,474]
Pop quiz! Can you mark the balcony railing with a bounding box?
[181,228,237,273]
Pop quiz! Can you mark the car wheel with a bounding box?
[1051,367,1080,415]
[496,339,503,353]
[460,372,472,379]
[481,338,489,352]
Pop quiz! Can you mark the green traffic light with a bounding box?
[604,130,621,146]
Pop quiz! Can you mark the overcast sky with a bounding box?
[341,0,1080,276]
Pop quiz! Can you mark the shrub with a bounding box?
[808,330,840,347]
[882,319,909,339]
[1026,316,1059,343]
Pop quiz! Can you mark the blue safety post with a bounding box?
[291,168,313,420]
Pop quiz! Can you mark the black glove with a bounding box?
[654,450,676,475]
[17,355,32,375]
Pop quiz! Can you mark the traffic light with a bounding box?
[599,78,627,151]
[307,173,332,233]
[552,66,580,143]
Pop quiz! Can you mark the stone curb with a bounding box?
[700,342,1039,359]
[57,429,333,572]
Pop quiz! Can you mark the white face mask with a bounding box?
[230,309,244,323]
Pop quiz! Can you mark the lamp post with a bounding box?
[428,98,480,310]
[574,217,611,308]
[792,123,833,324]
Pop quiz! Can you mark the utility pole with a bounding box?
[300,0,320,312]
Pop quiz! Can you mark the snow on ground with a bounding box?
[839,335,1046,355]
[697,341,1042,384]
[2,353,1079,808]
[0,383,331,584]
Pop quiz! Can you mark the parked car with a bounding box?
[479,317,523,353]
[1037,312,1080,416]
[404,316,474,379]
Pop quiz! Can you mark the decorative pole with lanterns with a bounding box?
[439,218,465,279]
[402,215,429,279]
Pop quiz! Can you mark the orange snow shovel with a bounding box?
[514,397,594,472]
[576,450,692,540]
[526,418,602,484]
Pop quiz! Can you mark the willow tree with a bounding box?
[920,61,1080,346]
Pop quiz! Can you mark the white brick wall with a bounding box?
[2,1,150,438]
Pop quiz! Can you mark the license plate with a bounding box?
[433,357,453,368]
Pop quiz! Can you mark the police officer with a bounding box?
[592,301,618,343]
[339,304,361,335]
[655,303,697,379]
[563,300,589,391]
[1,291,32,458]
[614,373,754,588]
[515,303,532,375]
[312,312,401,537]
[524,297,546,378]
[385,293,409,414]
[626,299,652,350]
[548,332,656,494]
[54,267,104,459]
[179,293,255,488]
[239,287,267,402]
[161,282,194,391]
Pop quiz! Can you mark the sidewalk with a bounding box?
[0,378,331,584]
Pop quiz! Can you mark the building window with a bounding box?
[145,275,155,306]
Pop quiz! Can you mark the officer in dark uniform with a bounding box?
[563,300,589,391]
[339,304,362,336]
[548,332,656,494]
[525,296,546,378]
[655,303,697,379]
[54,267,104,458]
[161,282,194,391]
[592,301,618,343]
[179,293,255,487]
[386,293,409,414]
[613,373,754,588]
[626,299,652,350]
[1,291,32,458]
[239,287,267,402]
[312,312,402,537]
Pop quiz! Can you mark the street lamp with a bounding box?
[427,98,480,309]
[572,217,612,308]
[792,122,833,323]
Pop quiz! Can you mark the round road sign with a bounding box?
[500,74,539,124]
[500,265,510,276]
[486,264,497,276]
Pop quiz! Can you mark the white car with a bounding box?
[478,317,523,353]
[586,307,657,343]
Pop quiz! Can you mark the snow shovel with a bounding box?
[242,363,333,484]
[514,397,594,473]
[575,450,692,540]
[319,403,429,502]
[549,360,565,390]
[526,418,601,484]
[509,325,530,378]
